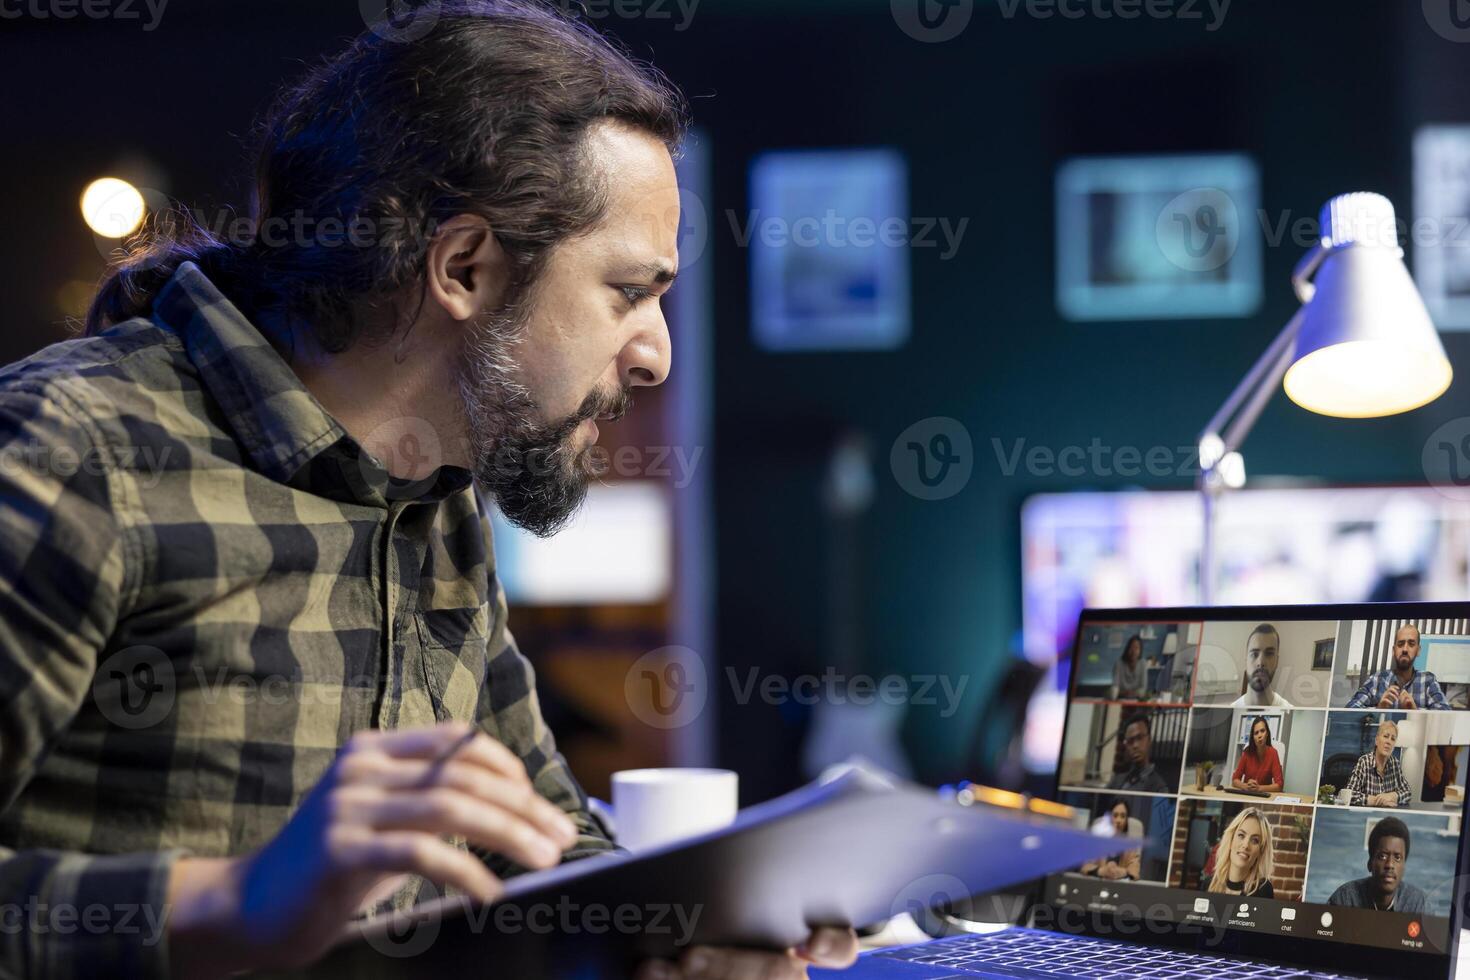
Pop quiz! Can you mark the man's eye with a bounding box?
[619,285,653,306]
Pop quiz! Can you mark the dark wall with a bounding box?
[607,0,1470,800]
[3,1,1469,803]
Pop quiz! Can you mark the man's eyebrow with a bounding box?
[624,261,678,285]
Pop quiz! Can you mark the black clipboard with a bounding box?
[274,769,1121,978]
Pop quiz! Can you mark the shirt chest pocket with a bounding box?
[413,605,490,725]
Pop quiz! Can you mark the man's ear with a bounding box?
[424,214,510,321]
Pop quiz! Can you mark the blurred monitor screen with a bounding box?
[1055,153,1261,320]
[491,481,672,606]
[1019,486,1470,772]
[749,148,910,351]
[1413,124,1470,330]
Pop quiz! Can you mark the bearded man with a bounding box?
[0,3,857,977]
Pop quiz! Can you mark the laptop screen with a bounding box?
[1043,604,1470,973]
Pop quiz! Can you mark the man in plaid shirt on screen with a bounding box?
[1344,720,1414,808]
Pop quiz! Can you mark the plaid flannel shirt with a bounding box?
[0,262,612,978]
[1344,669,1450,710]
[1345,751,1413,808]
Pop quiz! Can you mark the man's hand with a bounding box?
[1377,686,1401,709]
[635,927,860,980]
[1399,691,1417,710]
[167,722,578,979]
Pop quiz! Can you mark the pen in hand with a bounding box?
[419,726,481,788]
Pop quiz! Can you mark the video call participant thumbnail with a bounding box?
[1327,816,1428,914]
[1346,624,1449,710]
[1206,806,1278,898]
[1107,713,1170,795]
[1112,634,1147,701]
[1233,624,1292,708]
[1080,799,1141,881]
[1232,715,1283,794]
[1346,719,1413,808]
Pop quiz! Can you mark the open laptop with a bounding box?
[831,602,1470,980]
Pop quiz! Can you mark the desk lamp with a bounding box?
[1197,192,1453,603]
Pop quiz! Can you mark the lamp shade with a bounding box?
[1282,193,1452,418]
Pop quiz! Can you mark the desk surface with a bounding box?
[1183,785,1310,804]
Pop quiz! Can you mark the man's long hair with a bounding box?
[85,0,687,351]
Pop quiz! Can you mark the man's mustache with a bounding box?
[577,384,633,424]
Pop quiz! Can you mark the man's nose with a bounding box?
[620,309,672,388]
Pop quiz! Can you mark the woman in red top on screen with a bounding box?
[1231,716,1283,794]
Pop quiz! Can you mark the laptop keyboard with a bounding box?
[872,929,1355,979]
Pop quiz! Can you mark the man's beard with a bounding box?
[458,304,630,538]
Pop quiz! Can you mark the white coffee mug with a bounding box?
[610,768,738,852]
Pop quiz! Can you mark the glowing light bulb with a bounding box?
[81,177,146,238]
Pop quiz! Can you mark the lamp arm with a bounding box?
[1198,308,1306,463]
[1220,312,1303,456]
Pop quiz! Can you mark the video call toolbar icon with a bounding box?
[1194,898,1210,914]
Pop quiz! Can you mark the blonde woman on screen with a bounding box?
[1206,806,1277,898]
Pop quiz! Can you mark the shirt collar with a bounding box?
[152,261,471,506]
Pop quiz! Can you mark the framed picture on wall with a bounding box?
[748,148,911,351]
[1055,153,1262,321]
[1312,637,1334,671]
[1414,125,1470,330]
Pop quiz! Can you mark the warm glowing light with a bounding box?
[1283,341,1453,418]
[80,177,145,238]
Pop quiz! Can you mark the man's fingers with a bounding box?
[330,827,503,904]
[342,754,577,847]
[678,946,807,980]
[795,927,860,967]
[362,787,568,870]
